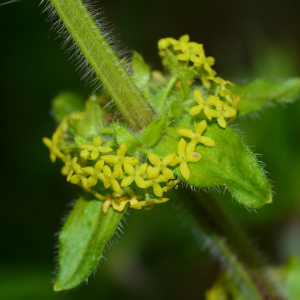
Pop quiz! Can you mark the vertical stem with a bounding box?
[49,0,154,130]
[174,189,285,300]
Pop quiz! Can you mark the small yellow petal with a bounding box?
[137,163,148,176]
[190,105,202,116]
[103,166,111,177]
[117,142,127,157]
[194,90,204,103]
[153,183,163,197]
[162,154,176,165]
[87,176,98,187]
[186,141,196,153]
[180,162,190,180]
[91,149,99,160]
[217,116,227,128]
[177,53,189,61]
[162,168,174,180]
[199,136,215,147]
[169,156,181,166]
[124,163,135,175]
[135,177,146,188]
[121,176,134,187]
[178,129,194,139]
[186,152,202,163]
[178,138,186,156]
[111,180,121,193]
[196,120,207,135]
[148,153,161,166]
[101,155,118,163]
[102,200,111,214]
[70,175,80,184]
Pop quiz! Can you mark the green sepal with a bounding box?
[165,49,178,68]
[132,51,151,88]
[179,74,190,101]
[170,100,183,120]
[141,114,166,147]
[152,115,272,209]
[113,123,142,153]
[54,195,127,291]
[231,78,300,117]
[52,92,85,122]
[178,68,198,79]
[85,95,103,129]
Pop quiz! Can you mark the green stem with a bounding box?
[174,189,285,300]
[49,0,153,130]
[158,75,177,112]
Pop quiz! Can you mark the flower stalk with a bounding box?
[49,0,153,130]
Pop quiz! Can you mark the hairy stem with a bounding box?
[49,0,154,130]
[174,189,285,300]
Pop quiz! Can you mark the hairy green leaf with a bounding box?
[113,123,142,153]
[132,51,151,88]
[54,196,126,291]
[152,115,272,209]
[52,92,85,122]
[141,114,166,147]
[231,78,300,117]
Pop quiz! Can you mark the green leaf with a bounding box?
[179,74,190,101]
[152,115,272,209]
[85,95,103,129]
[165,49,178,68]
[113,123,142,153]
[178,68,198,79]
[141,114,166,147]
[132,51,151,88]
[230,78,300,117]
[54,196,126,291]
[52,92,85,122]
[170,100,183,120]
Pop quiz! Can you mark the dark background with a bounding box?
[1,0,300,299]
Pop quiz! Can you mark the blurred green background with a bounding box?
[1,0,300,299]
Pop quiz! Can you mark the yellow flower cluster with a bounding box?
[190,90,237,128]
[44,116,216,213]
[157,35,240,118]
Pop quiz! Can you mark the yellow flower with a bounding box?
[173,34,190,52]
[147,153,176,180]
[190,90,219,121]
[61,157,81,182]
[170,138,201,180]
[102,193,127,214]
[81,160,105,188]
[101,142,138,176]
[43,132,64,163]
[211,100,236,128]
[177,41,203,62]
[162,179,181,193]
[121,163,147,188]
[80,136,113,160]
[158,37,177,50]
[145,175,168,197]
[178,120,215,152]
[102,166,121,193]
[130,198,169,211]
[68,158,88,189]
